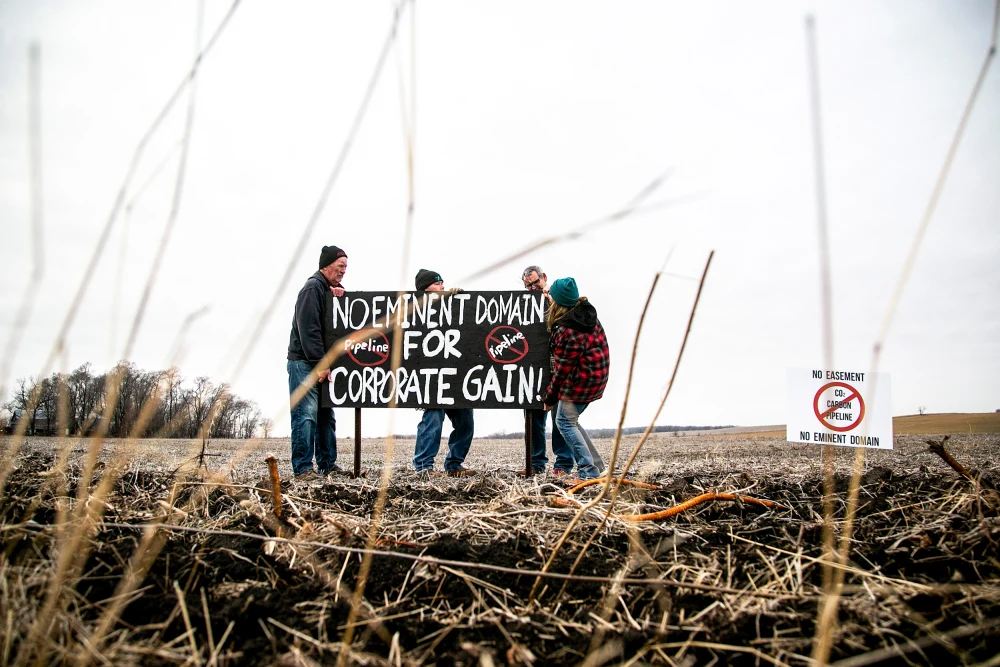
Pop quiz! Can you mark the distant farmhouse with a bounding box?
[6,408,59,436]
[9,408,58,436]
[4,409,108,436]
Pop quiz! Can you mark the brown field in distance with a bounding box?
[708,412,1000,439]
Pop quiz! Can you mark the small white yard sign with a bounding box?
[787,368,893,450]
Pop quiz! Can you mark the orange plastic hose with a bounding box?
[565,477,660,494]
[375,538,424,549]
[622,492,783,522]
[549,490,784,522]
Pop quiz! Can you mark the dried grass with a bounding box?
[1,432,997,665]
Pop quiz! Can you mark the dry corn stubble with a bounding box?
[1,431,998,665]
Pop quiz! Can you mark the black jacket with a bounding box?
[289,272,342,408]
[288,272,336,365]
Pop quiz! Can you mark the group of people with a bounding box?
[286,246,611,484]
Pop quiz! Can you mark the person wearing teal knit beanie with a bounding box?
[540,277,610,483]
[548,277,579,307]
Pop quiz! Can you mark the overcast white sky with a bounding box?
[1,1,997,439]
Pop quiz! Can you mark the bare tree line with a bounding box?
[1,362,270,439]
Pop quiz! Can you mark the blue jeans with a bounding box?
[413,409,474,472]
[288,359,337,475]
[555,401,605,479]
[527,409,574,472]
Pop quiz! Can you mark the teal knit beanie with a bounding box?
[549,277,579,307]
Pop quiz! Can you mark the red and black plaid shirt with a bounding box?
[542,317,610,405]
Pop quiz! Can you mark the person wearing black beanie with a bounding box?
[320,245,347,271]
[414,268,442,291]
[410,270,477,477]
[286,245,349,481]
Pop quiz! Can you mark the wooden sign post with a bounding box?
[354,407,362,478]
[524,410,532,477]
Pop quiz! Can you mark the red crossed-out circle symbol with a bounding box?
[345,330,390,367]
[813,381,865,432]
[485,325,529,364]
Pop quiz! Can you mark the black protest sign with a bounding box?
[328,291,550,409]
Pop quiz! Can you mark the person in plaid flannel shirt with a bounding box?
[540,277,610,481]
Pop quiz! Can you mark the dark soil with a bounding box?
[2,450,999,666]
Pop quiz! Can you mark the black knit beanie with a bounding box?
[414,268,442,291]
[319,245,347,269]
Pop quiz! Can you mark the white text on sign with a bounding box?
[332,293,546,330]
